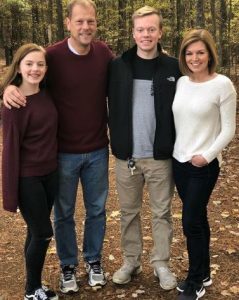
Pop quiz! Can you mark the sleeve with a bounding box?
[2,108,22,212]
[202,79,237,163]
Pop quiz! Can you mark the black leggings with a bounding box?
[19,170,58,293]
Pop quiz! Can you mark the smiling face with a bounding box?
[185,41,210,76]
[19,51,47,87]
[133,13,162,58]
[66,3,97,54]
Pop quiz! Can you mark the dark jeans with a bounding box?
[172,158,220,284]
[19,170,58,293]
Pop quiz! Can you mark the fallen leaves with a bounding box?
[0,114,239,299]
[221,286,239,297]
[226,248,236,254]
[230,286,239,294]
[221,211,230,218]
[229,230,239,236]
[143,236,152,241]
[114,287,146,298]
[47,246,56,255]
[173,213,182,219]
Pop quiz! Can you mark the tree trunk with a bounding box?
[196,0,205,27]
[127,0,134,49]
[31,3,40,43]
[227,0,232,73]
[174,0,182,57]
[210,0,216,41]
[117,0,127,54]
[46,0,54,45]
[56,0,65,41]
[10,3,22,48]
[219,0,228,68]
[4,47,13,66]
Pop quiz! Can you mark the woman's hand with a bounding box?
[190,155,208,167]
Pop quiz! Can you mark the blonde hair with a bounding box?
[0,43,46,96]
[132,6,163,29]
[179,29,218,75]
[67,0,97,18]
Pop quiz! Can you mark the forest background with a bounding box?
[0,0,239,78]
[0,0,239,300]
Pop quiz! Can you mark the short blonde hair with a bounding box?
[179,29,218,75]
[132,6,163,29]
[67,0,97,18]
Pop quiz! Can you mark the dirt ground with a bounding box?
[0,90,239,299]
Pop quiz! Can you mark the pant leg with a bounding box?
[81,147,109,262]
[141,158,174,266]
[115,158,144,266]
[54,153,80,267]
[173,158,219,283]
[19,171,57,293]
[202,210,211,278]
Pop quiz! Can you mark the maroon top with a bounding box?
[46,38,113,153]
[2,89,58,212]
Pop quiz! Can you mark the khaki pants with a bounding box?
[115,158,174,268]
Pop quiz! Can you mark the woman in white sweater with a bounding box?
[172,29,237,300]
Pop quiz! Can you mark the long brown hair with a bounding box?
[0,43,46,96]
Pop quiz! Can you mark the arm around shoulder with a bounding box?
[3,85,26,109]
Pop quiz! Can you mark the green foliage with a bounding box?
[0,0,238,71]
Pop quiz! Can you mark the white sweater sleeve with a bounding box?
[202,81,237,163]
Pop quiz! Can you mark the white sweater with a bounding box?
[173,74,237,164]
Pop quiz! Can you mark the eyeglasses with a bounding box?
[134,27,158,34]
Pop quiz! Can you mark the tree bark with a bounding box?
[210,0,216,41]
[196,0,205,27]
[31,2,40,43]
[117,0,127,54]
[174,0,182,57]
[56,0,65,41]
[47,0,54,45]
[219,0,228,67]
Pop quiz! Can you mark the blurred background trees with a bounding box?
[0,0,238,76]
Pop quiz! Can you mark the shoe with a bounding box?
[154,266,177,290]
[24,288,49,300]
[42,285,58,300]
[203,276,212,287]
[59,265,79,293]
[112,264,142,284]
[177,282,205,300]
[177,277,212,292]
[86,261,107,287]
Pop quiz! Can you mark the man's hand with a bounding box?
[190,155,208,167]
[3,85,26,109]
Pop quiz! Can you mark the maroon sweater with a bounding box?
[46,38,113,153]
[2,90,58,212]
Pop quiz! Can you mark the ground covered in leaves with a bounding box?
[0,86,238,300]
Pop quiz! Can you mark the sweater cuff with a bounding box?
[202,152,222,166]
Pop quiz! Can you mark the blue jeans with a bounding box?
[173,158,220,284]
[54,147,109,266]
